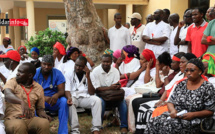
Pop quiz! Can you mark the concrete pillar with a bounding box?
[102,9,108,28]
[8,9,15,48]
[13,6,21,50]
[26,0,35,40]
[210,0,215,7]
[126,4,133,23]
[0,13,6,42]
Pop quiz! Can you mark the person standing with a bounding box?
[142,9,171,58]
[129,13,146,53]
[186,8,208,57]
[168,13,180,57]
[174,9,193,53]
[104,13,131,51]
[145,14,154,24]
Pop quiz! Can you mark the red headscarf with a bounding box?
[53,42,66,55]
[18,45,27,53]
[141,49,156,68]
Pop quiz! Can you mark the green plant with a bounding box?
[25,28,67,56]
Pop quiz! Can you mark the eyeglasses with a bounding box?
[184,69,196,73]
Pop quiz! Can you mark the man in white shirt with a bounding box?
[105,13,131,51]
[129,12,146,53]
[174,9,193,53]
[168,13,180,57]
[142,9,171,58]
[91,54,128,134]
[0,50,20,82]
[65,56,102,134]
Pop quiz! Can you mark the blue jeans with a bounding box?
[45,97,69,134]
[100,98,128,128]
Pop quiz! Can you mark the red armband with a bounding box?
[207,36,213,43]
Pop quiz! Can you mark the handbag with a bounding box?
[134,78,161,94]
[119,74,128,87]
[96,89,125,102]
[201,117,215,133]
[142,92,161,98]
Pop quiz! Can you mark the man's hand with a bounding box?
[110,83,121,90]
[21,101,33,119]
[45,96,51,104]
[83,66,90,78]
[50,94,59,106]
[178,21,185,28]
[38,110,52,122]
[67,97,73,106]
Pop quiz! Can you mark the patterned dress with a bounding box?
[144,80,215,134]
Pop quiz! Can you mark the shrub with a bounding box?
[25,28,67,56]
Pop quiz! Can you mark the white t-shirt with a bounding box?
[170,26,179,58]
[0,45,13,53]
[6,65,20,82]
[108,25,131,51]
[65,70,91,98]
[179,26,189,53]
[143,21,171,58]
[91,64,120,89]
[59,60,92,75]
[0,65,10,79]
[54,56,64,70]
[130,25,146,53]
[208,77,215,88]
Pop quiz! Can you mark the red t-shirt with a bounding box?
[186,22,208,57]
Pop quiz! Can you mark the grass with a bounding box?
[49,112,132,134]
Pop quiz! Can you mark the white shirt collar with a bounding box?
[193,20,206,28]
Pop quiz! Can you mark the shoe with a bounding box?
[120,128,128,134]
[92,130,100,134]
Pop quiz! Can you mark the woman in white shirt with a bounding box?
[116,45,140,87]
[0,37,13,54]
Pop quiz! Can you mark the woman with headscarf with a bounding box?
[117,45,140,87]
[59,46,92,75]
[112,49,122,67]
[202,52,215,87]
[18,45,29,63]
[144,58,214,134]
[29,47,41,68]
[53,42,66,69]
[0,37,13,54]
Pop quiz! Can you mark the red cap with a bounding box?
[0,50,21,62]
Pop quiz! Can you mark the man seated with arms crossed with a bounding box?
[91,54,128,134]
[33,55,69,134]
[65,56,102,134]
[4,62,51,134]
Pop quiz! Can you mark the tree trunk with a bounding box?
[63,0,108,63]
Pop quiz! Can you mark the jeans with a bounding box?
[45,97,69,134]
[100,98,128,128]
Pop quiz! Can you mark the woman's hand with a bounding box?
[147,59,153,69]
[180,112,195,121]
[162,66,169,76]
[170,110,177,118]
[154,100,167,107]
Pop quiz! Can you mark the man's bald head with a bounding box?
[170,13,179,23]
[154,9,164,21]
[146,14,154,24]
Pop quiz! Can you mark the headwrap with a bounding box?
[113,49,121,59]
[42,55,54,65]
[141,49,156,68]
[53,42,66,55]
[188,58,204,73]
[30,47,40,55]
[182,53,197,61]
[18,45,27,53]
[3,37,11,44]
[103,49,114,58]
[66,47,80,58]
[202,52,215,75]
[172,56,181,61]
[122,45,140,58]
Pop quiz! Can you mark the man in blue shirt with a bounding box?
[33,55,68,134]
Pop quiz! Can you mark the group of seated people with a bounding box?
[0,39,214,134]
